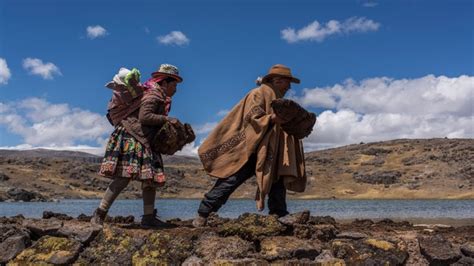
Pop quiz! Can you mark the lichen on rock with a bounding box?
[10,236,81,265]
[218,213,286,241]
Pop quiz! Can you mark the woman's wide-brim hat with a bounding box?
[151,64,183,83]
[262,64,300,84]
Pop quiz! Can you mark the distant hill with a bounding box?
[302,138,473,199]
[0,149,100,159]
[0,149,200,165]
[0,138,472,202]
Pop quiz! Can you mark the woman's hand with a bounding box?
[167,117,180,125]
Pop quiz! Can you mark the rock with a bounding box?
[453,256,474,265]
[43,210,73,220]
[460,242,474,258]
[218,213,286,241]
[278,210,310,226]
[77,226,144,265]
[132,229,195,265]
[0,224,30,243]
[182,256,204,266]
[7,188,46,202]
[0,235,30,264]
[314,250,346,266]
[195,233,255,262]
[351,219,374,227]
[57,222,101,245]
[211,258,269,265]
[260,236,321,260]
[0,172,10,181]
[336,231,368,240]
[361,157,385,166]
[365,238,395,251]
[105,215,135,224]
[418,235,461,265]
[361,147,392,155]
[293,224,313,239]
[23,218,63,238]
[313,224,338,241]
[414,223,453,229]
[331,238,408,265]
[132,229,196,265]
[353,171,401,185]
[309,216,337,225]
[11,236,81,265]
[77,213,92,222]
[376,218,396,225]
[206,213,231,227]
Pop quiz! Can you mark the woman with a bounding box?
[91,64,183,227]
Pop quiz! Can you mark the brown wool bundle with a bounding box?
[152,121,196,155]
[271,98,317,139]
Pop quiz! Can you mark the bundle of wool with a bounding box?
[152,121,196,155]
[271,98,317,139]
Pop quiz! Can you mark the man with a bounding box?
[193,64,307,227]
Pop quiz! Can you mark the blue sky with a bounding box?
[0,0,473,155]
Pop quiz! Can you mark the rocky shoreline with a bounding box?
[1,211,473,265]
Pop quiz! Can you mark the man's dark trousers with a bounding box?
[197,154,289,218]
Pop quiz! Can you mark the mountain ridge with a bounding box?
[0,138,472,201]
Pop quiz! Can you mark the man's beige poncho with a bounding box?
[198,84,306,210]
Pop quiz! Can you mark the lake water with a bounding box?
[1,199,473,221]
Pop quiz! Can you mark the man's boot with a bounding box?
[141,209,172,228]
[90,208,107,225]
[192,214,207,228]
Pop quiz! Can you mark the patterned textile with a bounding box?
[99,126,165,185]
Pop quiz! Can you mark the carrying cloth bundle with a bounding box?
[271,98,316,139]
[105,68,145,126]
[198,84,306,210]
[153,121,196,155]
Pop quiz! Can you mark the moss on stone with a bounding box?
[218,213,286,241]
[131,231,193,265]
[9,236,81,265]
[365,239,394,251]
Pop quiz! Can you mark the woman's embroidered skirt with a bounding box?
[99,126,165,185]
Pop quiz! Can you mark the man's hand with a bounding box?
[270,113,288,124]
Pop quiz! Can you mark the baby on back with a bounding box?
[105,67,145,126]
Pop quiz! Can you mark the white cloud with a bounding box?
[295,75,474,150]
[0,98,112,148]
[281,17,380,43]
[22,58,61,80]
[87,25,108,39]
[217,109,230,117]
[157,31,190,46]
[194,122,218,135]
[363,1,378,7]
[18,98,69,122]
[0,58,11,85]
[175,141,199,157]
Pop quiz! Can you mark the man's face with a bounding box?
[271,77,292,94]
